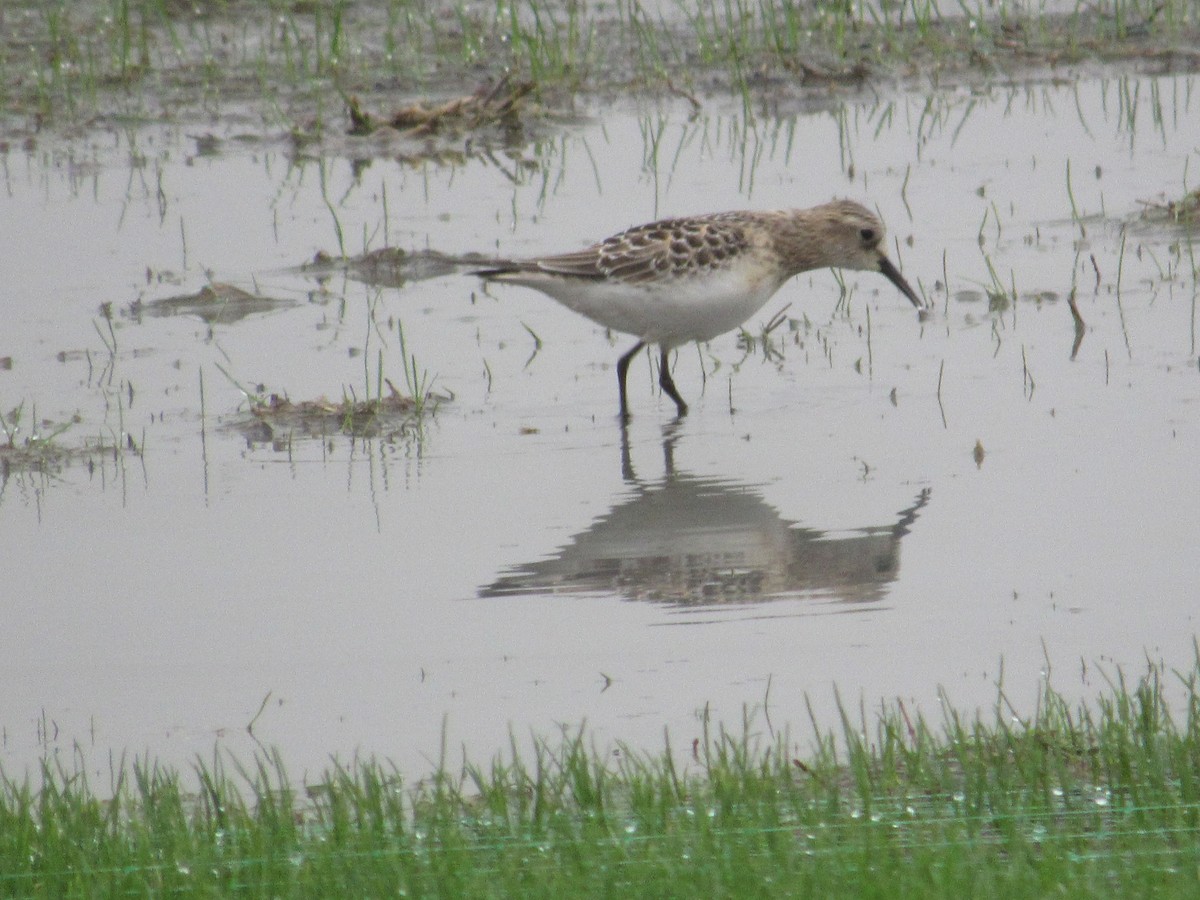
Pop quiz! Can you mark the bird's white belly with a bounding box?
[539,268,786,345]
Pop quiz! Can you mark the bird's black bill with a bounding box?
[879,255,922,309]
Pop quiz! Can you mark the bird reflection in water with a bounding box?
[480,424,930,614]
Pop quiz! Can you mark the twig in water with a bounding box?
[666,78,701,116]
[1066,159,1086,239]
[763,674,775,740]
[1067,289,1086,360]
[941,249,950,314]
[763,303,791,335]
[1115,231,1132,358]
[247,691,273,735]
[936,359,947,429]
[866,305,873,374]
[521,322,543,369]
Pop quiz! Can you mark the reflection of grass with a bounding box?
[0,401,112,474]
[5,656,1200,893]
[6,0,1199,123]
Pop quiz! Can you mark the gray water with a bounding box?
[2,75,1199,778]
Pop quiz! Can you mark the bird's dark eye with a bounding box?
[859,228,876,243]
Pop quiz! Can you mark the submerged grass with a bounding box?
[5,655,1200,895]
[0,400,128,478]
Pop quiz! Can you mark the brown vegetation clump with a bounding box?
[346,76,534,138]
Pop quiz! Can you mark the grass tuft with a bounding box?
[0,400,122,476]
[5,654,1200,894]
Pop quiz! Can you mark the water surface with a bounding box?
[3,76,1199,777]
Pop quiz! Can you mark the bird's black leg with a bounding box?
[616,341,646,421]
[658,346,689,417]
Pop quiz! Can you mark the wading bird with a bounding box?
[475,200,923,419]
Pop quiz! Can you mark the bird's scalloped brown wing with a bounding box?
[529,216,749,285]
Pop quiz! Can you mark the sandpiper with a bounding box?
[474,199,922,419]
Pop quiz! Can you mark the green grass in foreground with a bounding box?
[5,656,1200,896]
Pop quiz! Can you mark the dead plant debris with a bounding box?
[1,411,125,477]
[231,379,436,444]
[346,77,534,138]
[1136,188,1200,228]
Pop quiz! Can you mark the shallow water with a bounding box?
[2,74,1199,779]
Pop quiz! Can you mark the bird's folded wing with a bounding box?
[535,241,671,284]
